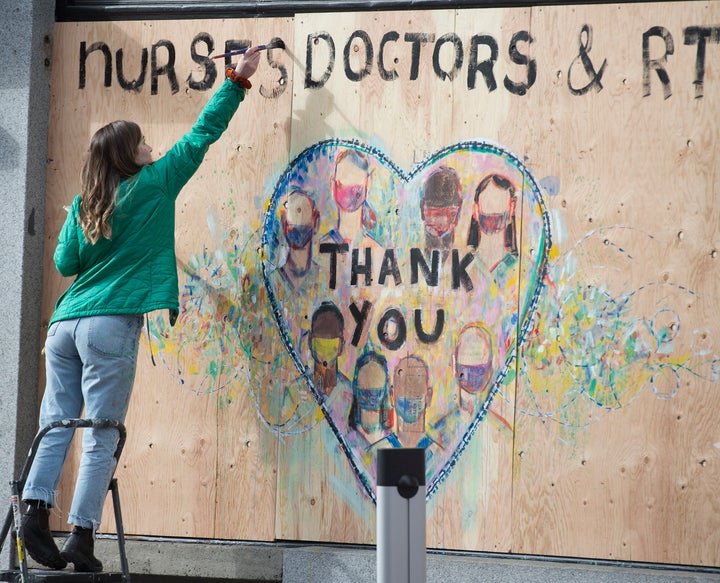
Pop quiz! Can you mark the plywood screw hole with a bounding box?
[678,230,685,241]
[711,250,717,258]
[700,459,707,467]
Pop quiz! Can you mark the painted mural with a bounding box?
[262,140,549,499]
[147,137,718,503]
[150,139,551,500]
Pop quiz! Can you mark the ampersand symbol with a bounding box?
[567,24,608,95]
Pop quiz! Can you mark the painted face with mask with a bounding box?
[467,174,519,253]
[421,166,462,242]
[422,205,461,238]
[353,355,391,433]
[455,324,494,396]
[310,303,345,368]
[285,224,313,248]
[455,362,492,394]
[310,336,342,367]
[282,190,318,250]
[476,209,510,235]
[472,176,517,237]
[356,385,386,411]
[333,180,367,213]
[310,302,346,397]
[395,396,426,424]
[333,151,369,213]
[393,356,431,425]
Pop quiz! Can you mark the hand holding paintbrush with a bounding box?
[212,38,285,60]
[228,44,263,86]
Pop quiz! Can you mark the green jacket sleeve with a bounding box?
[149,79,246,199]
[54,196,82,277]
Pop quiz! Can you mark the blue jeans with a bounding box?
[23,315,143,529]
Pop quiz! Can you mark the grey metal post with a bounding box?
[376,447,426,583]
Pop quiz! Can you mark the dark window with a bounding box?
[56,0,667,22]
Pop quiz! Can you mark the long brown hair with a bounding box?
[80,120,143,243]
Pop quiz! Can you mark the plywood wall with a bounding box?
[42,1,720,567]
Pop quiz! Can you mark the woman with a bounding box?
[21,45,262,572]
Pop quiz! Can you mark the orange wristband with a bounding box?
[225,67,252,90]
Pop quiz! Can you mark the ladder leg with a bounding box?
[109,479,130,583]
[10,482,29,583]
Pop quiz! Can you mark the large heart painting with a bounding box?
[261,139,551,501]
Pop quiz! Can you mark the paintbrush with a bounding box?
[211,39,285,59]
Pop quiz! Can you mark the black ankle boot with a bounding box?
[60,526,103,573]
[21,501,67,570]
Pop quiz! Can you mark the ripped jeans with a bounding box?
[23,315,143,530]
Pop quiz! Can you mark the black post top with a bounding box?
[377,447,426,487]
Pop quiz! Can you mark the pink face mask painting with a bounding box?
[477,210,510,235]
[333,180,367,213]
[423,205,460,238]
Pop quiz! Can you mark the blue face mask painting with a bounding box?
[284,224,314,248]
[356,386,386,411]
[456,363,492,394]
[396,396,426,423]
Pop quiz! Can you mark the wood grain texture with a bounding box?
[512,1,720,565]
[42,2,720,566]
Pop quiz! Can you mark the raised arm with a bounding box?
[149,45,262,198]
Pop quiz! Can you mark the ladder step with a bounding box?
[0,569,124,582]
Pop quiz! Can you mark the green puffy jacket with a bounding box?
[51,79,246,326]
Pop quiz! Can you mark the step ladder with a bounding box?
[0,419,131,583]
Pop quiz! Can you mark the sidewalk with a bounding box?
[58,537,720,583]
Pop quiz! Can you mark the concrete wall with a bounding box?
[0,0,54,568]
